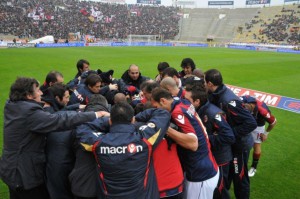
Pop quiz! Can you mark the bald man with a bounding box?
[121,64,149,90]
[160,77,186,99]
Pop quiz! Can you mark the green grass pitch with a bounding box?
[0,46,300,198]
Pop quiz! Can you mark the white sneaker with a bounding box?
[248,167,256,177]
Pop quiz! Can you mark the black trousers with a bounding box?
[9,184,49,199]
[213,163,231,199]
[228,149,251,199]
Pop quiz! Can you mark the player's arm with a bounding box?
[210,113,235,148]
[228,100,257,137]
[167,127,198,151]
[135,108,171,149]
[76,117,110,151]
[266,119,276,132]
[261,120,276,142]
[258,104,277,141]
[258,105,277,133]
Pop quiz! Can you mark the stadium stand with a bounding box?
[0,0,299,45]
[233,4,300,44]
[178,8,259,42]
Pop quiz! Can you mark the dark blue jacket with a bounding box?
[46,127,75,199]
[76,108,170,199]
[69,84,112,105]
[209,84,257,151]
[197,101,235,165]
[69,117,110,198]
[43,94,77,199]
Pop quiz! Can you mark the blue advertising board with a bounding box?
[137,0,161,4]
[36,43,84,48]
[208,1,234,5]
[246,0,270,4]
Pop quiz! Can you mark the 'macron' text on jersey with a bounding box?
[99,143,143,154]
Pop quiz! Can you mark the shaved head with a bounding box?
[128,64,140,80]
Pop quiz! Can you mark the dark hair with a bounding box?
[45,71,63,85]
[181,58,195,71]
[9,77,39,101]
[184,76,205,88]
[134,103,145,115]
[76,59,89,76]
[161,67,179,79]
[157,62,170,72]
[139,81,149,91]
[204,69,223,86]
[110,102,134,124]
[134,101,153,115]
[145,81,160,93]
[142,81,160,94]
[85,94,109,112]
[151,87,173,102]
[85,74,102,87]
[185,84,208,105]
[113,93,127,104]
[48,83,68,101]
[192,69,204,79]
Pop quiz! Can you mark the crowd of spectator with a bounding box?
[0,0,180,41]
[260,8,300,44]
[244,6,300,44]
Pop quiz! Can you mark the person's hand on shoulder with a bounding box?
[109,84,118,91]
[96,111,110,118]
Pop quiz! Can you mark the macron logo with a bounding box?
[99,143,143,154]
[176,115,185,124]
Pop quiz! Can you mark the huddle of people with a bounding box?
[0,58,276,199]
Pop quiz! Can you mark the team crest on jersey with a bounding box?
[215,114,222,121]
[229,101,236,107]
[176,114,185,124]
[147,123,156,128]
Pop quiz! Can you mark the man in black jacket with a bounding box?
[0,77,104,199]
[121,64,149,92]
